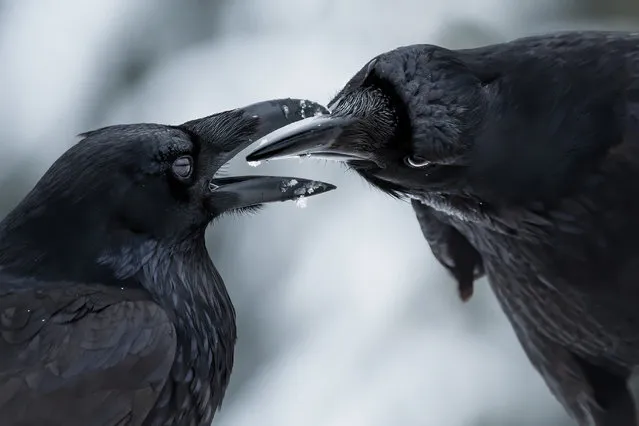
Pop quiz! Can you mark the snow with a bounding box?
[0,0,571,425]
[299,99,308,118]
[279,179,328,200]
[294,196,307,208]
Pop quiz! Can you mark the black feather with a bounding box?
[331,31,639,425]
[0,98,335,425]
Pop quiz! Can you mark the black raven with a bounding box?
[247,32,639,426]
[0,98,335,426]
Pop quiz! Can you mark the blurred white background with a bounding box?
[1,1,638,425]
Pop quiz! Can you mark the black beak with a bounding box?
[182,98,338,213]
[207,175,335,212]
[183,98,331,165]
[245,114,366,162]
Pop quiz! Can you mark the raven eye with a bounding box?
[172,156,193,180]
[404,155,431,168]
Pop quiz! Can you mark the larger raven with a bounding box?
[247,32,639,425]
[0,98,335,426]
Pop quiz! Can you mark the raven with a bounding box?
[247,32,639,425]
[0,98,335,426]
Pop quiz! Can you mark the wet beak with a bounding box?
[207,175,335,211]
[181,98,339,213]
[245,114,366,162]
[182,98,331,165]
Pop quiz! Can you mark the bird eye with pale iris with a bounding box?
[404,155,431,168]
[171,156,193,180]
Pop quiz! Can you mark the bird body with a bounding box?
[247,31,639,425]
[0,236,233,426]
[0,98,335,425]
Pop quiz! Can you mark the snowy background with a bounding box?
[0,1,638,425]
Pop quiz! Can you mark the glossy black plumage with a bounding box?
[247,32,639,425]
[0,98,335,426]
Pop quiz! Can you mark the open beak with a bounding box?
[182,98,338,212]
[207,175,335,211]
[245,114,365,162]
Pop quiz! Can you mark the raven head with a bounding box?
[246,47,488,205]
[0,99,335,281]
[248,43,625,216]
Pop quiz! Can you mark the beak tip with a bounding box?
[317,182,338,194]
[282,178,337,197]
[296,99,330,118]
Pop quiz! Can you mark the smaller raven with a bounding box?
[0,98,335,426]
[247,32,639,425]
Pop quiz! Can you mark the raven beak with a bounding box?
[184,98,338,213]
[245,114,366,162]
[182,98,332,168]
[207,175,335,212]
